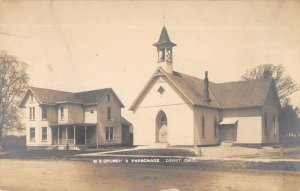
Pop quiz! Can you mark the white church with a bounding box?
[129,26,280,146]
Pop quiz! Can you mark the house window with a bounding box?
[108,94,110,102]
[42,106,47,120]
[273,114,277,135]
[30,94,34,102]
[29,107,35,120]
[201,115,205,138]
[60,107,64,120]
[30,128,35,141]
[107,107,111,120]
[42,127,47,141]
[105,127,114,141]
[214,117,218,138]
[264,112,268,136]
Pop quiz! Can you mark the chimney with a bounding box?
[263,69,271,79]
[204,71,210,102]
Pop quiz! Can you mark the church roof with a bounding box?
[210,79,272,109]
[164,71,221,108]
[130,67,276,110]
[153,26,177,47]
[20,87,124,107]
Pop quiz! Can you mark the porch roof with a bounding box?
[219,118,238,125]
[50,123,97,127]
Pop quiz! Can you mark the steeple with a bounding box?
[153,26,176,73]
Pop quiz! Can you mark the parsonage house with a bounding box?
[130,26,280,146]
[19,87,132,150]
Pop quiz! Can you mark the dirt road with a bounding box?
[0,159,300,191]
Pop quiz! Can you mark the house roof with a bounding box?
[153,26,177,47]
[20,87,124,107]
[130,67,276,111]
[121,116,132,126]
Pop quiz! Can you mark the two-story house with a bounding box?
[19,87,132,149]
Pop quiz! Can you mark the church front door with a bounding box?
[156,111,168,143]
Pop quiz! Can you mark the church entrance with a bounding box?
[219,125,237,142]
[156,111,168,143]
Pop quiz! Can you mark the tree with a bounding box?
[280,98,299,133]
[0,50,29,142]
[241,64,299,105]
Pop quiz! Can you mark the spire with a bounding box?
[153,26,177,47]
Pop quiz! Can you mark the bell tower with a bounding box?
[153,26,177,73]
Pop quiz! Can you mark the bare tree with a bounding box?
[241,64,299,105]
[0,50,29,141]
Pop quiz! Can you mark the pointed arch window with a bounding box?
[214,117,218,138]
[201,115,205,138]
[264,112,268,136]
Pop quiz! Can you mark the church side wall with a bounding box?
[221,108,262,144]
[262,105,279,144]
[194,106,220,145]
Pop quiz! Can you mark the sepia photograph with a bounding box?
[0,0,300,190]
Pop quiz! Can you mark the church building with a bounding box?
[129,26,280,146]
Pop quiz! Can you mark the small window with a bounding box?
[30,128,35,141]
[30,94,34,102]
[42,127,47,141]
[157,86,165,95]
[105,127,114,141]
[60,107,64,120]
[29,107,35,120]
[42,106,47,120]
[201,115,205,138]
[108,94,110,102]
[107,107,111,120]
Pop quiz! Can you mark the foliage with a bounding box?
[279,98,299,136]
[0,50,29,136]
[241,64,299,105]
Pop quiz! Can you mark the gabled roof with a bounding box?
[19,87,124,108]
[210,79,273,109]
[130,67,276,111]
[153,26,177,47]
[164,71,220,108]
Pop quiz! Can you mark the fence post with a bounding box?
[280,146,284,159]
[194,145,201,156]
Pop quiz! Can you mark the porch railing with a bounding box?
[86,138,97,145]
[58,139,75,145]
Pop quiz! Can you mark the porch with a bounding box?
[50,123,98,150]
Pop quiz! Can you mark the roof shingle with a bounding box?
[131,67,274,110]
[22,87,124,107]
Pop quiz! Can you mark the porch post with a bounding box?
[85,126,87,145]
[73,125,76,145]
[58,126,60,145]
[66,126,69,144]
[96,126,99,149]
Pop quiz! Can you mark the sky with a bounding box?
[0,0,299,119]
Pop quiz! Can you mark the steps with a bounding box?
[220,141,234,147]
